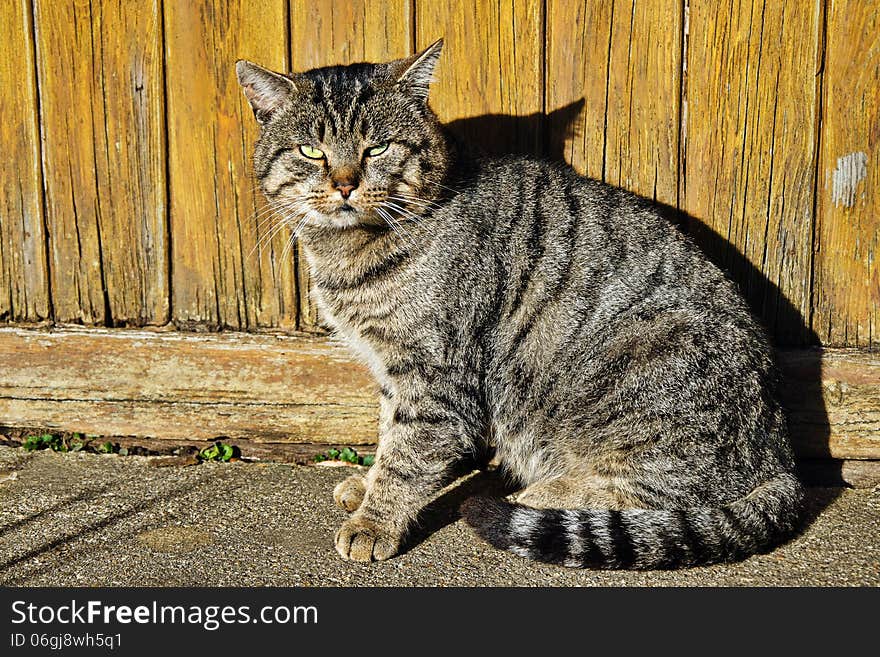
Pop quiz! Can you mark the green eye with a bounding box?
[365,142,389,157]
[299,145,325,159]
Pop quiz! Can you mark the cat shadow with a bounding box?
[407,106,841,552]
[399,465,515,557]
[445,99,585,160]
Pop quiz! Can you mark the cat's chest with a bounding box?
[313,283,417,390]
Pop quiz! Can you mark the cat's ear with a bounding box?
[391,38,443,101]
[235,60,296,124]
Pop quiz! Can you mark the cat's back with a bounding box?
[446,154,735,305]
[436,154,768,368]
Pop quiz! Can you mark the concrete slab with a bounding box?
[0,447,877,586]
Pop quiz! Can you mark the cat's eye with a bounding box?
[299,145,325,160]
[365,142,389,158]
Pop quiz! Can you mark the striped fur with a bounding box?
[237,40,804,567]
[460,473,803,569]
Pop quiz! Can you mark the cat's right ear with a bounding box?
[390,38,443,101]
[235,60,296,125]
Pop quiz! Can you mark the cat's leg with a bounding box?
[333,474,366,512]
[514,474,643,510]
[332,393,394,514]
[334,380,477,562]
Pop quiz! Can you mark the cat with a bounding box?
[236,39,804,569]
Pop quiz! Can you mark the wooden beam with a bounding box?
[778,348,880,459]
[0,329,876,459]
[0,328,377,444]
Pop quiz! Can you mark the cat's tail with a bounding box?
[459,473,804,569]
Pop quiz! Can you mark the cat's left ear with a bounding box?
[391,38,443,101]
[236,60,297,124]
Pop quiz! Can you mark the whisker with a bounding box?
[248,216,296,260]
[375,206,415,250]
[383,201,426,225]
[377,204,418,250]
[247,200,313,260]
[387,195,440,211]
[248,217,294,260]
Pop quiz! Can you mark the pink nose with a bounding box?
[336,183,356,199]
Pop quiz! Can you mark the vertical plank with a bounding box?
[289,0,412,67]
[33,0,106,323]
[682,0,822,345]
[546,0,681,204]
[33,0,167,326]
[415,0,544,155]
[289,0,413,331]
[546,0,612,179]
[91,0,168,326]
[603,1,681,204]
[0,0,49,322]
[165,0,296,331]
[814,0,879,348]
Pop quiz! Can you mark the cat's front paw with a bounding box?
[333,474,366,512]
[334,515,401,562]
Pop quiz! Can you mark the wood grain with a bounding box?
[779,348,880,459]
[813,0,879,348]
[0,328,377,444]
[164,0,297,331]
[89,0,168,326]
[0,0,49,322]
[289,0,413,330]
[415,0,545,155]
[546,0,682,204]
[0,329,875,458]
[682,0,822,346]
[33,0,106,323]
[289,0,412,68]
[33,0,167,326]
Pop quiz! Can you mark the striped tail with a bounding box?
[459,473,804,569]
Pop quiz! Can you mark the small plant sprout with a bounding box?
[313,447,375,466]
[198,441,238,462]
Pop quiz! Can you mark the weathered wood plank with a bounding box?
[289,0,412,68]
[33,0,167,326]
[288,0,413,331]
[0,0,49,323]
[682,0,821,346]
[813,0,879,348]
[0,329,876,458]
[0,398,375,446]
[546,0,612,177]
[89,0,168,326]
[546,0,681,204]
[779,348,880,459]
[165,0,297,331]
[0,328,377,444]
[415,0,544,155]
[33,0,106,323]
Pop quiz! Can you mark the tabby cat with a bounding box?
[236,39,803,568]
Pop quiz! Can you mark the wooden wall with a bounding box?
[1,0,877,347]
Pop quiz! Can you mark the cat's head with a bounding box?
[236,39,450,230]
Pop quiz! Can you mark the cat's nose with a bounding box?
[335,182,357,199]
[332,173,359,199]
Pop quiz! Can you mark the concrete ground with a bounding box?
[0,446,877,586]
